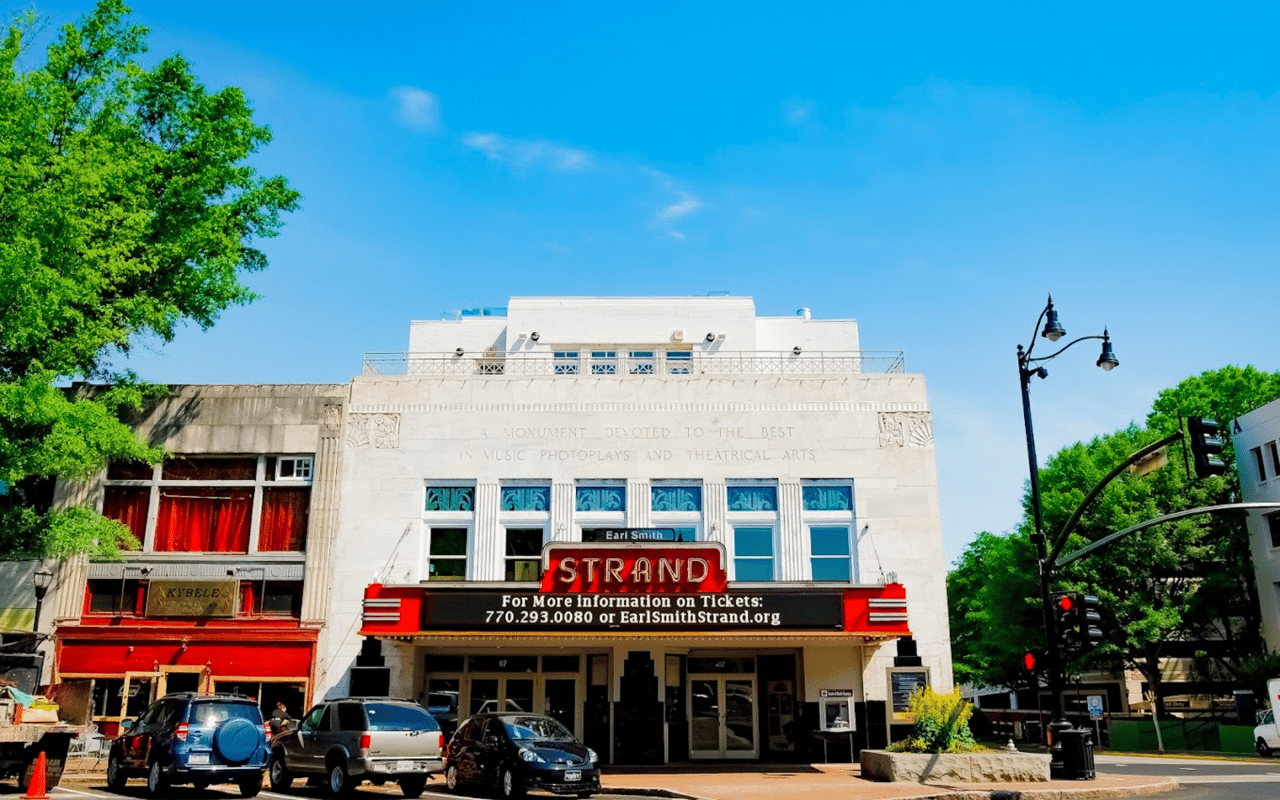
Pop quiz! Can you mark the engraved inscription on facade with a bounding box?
[347,413,401,449]
[878,411,933,448]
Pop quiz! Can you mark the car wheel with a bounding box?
[328,761,353,796]
[146,759,169,798]
[239,775,263,797]
[445,763,461,792]
[499,766,525,799]
[399,775,427,798]
[269,752,293,791]
[1258,737,1272,757]
[193,780,210,791]
[106,752,127,792]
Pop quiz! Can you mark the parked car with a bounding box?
[1256,707,1280,756]
[444,712,599,798]
[105,692,269,797]
[268,697,444,797]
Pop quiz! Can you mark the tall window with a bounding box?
[733,528,774,580]
[803,481,855,583]
[425,483,475,581]
[101,455,313,554]
[505,529,544,580]
[726,481,778,580]
[501,482,550,581]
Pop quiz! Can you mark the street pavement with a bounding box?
[48,755,1180,800]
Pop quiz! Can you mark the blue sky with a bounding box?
[20,1,1280,565]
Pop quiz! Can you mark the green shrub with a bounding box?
[885,686,984,754]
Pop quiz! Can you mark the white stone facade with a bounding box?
[1234,399,1280,653]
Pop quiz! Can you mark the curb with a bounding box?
[599,778,1181,800]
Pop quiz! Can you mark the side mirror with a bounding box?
[119,719,135,733]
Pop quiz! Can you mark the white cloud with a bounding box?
[666,231,687,242]
[657,192,704,222]
[389,86,441,132]
[462,132,592,171]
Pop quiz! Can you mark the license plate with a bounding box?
[564,770,581,782]
[396,761,415,771]
[188,753,210,765]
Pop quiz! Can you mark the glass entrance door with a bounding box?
[688,675,758,758]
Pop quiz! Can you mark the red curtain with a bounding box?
[154,488,253,552]
[102,487,148,547]
[259,487,310,552]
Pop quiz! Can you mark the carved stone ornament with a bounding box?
[347,413,401,449]
[878,411,933,448]
[322,403,343,431]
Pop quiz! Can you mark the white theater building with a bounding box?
[326,295,952,764]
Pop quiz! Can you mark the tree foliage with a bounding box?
[0,0,299,558]
[949,366,1280,708]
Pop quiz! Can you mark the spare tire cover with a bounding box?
[213,717,260,765]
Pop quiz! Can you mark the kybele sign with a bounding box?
[422,588,845,632]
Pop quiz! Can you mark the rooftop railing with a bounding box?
[361,350,907,377]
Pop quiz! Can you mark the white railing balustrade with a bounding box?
[361,351,906,377]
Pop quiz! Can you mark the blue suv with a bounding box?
[106,692,269,797]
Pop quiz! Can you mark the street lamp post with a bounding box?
[1016,295,1118,776]
[31,564,53,652]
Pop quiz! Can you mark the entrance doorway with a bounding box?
[688,675,758,759]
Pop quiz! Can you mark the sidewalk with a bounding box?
[599,763,1178,800]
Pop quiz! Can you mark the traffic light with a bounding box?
[1053,593,1079,649]
[1077,594,1103,646]
[1022,649,1041,672]
[1187,416,1226,478]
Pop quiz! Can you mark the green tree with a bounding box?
[949,366,1280,714]
[0,0,299,558]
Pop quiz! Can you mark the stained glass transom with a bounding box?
[727,486,777,512]
[425,486,474,511]
[576,486,625,512]
[803,485,853,511]
[501,486,550,511]
[652,485,701,512]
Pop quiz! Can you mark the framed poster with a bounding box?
[887,668,930,723]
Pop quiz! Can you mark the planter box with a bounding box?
[860,749,1050,783]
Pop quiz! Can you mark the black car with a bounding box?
[106,692,269,797]
[444,713,599,798]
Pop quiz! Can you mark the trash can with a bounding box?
[1057,728,1096,780]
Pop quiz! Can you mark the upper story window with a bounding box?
[727,485,778,512]
[726,481,778,580]
[425,486,475,511]
[666,350,692,374]
[803,480,856,583]
[576,484,626,512]
[553,352,580,375]
[425,481,475,581]
[629,351,656,374]
[590,351,617,375]
[651,482,702,542]
[1270,442,1280,482]
[1269,513,1280,549]
[501,485,550,511]
[102,455,313,554]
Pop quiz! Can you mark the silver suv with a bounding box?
[267,698,443,797]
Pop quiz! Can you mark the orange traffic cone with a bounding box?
[22,750,49,800]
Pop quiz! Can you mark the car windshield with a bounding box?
[503,716,575,742]
[364,703,439,732]
[192,702,260,726]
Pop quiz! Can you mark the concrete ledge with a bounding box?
[861,749,1051,783]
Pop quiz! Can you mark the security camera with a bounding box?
[793,346,802,355]
[455,347,464,356]
[705,332,716,343]
[530,332,540,342]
